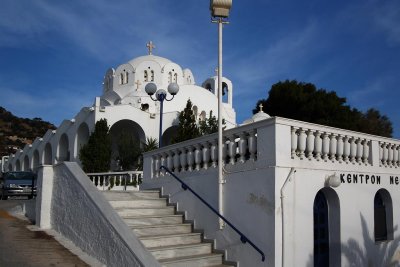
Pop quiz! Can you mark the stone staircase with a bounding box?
[102,190,234,267]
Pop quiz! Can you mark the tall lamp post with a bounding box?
[210,0,232,229]
[145,82,179,148]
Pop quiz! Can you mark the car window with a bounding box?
[5,172,35,180]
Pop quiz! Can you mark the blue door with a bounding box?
[314,191,329,267]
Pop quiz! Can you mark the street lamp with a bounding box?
[145,82,179,148]
[210,0,232,229]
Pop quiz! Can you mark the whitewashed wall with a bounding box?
[142,117,400,267]
[36,162,160,267]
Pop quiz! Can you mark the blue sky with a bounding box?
[0,0,399,138]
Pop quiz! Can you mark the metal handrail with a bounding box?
[160,165,266,262]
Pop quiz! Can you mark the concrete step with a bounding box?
[133,223,192,237]
[109,198,167,208]
[159,253,223,267]
[116,207,175,216]
[122,214,183,226]
[102,190,160,200]
[140,233,202,248]
[149,243,212,260]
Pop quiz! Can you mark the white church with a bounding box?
[2,44,400,267]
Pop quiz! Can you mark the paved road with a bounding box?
[0,199,89,267]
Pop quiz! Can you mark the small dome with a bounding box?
[242,104,270,125]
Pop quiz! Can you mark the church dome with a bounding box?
[128,55,172,69]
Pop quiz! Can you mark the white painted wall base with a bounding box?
[36,162,161,267]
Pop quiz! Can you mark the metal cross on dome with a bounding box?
[259,103,263,112]
[146,41,155,55]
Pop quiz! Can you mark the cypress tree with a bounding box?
[79,119,112,172]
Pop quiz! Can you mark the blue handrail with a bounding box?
[160,165,266,262]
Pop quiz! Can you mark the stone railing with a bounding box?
[379,141,400,167]
[291,126,372,165]
[144,117,400,178]
[86,171,142,190]
[147,123,260,178]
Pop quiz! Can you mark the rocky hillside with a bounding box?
[0,107,56,157]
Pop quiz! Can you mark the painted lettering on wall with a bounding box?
[340,174,400,185]
[390,176,399,185]
[340,173,381,185]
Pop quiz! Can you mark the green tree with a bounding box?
[79,119,112,172]
[115,132,141,171]
[142,137,158,152]
[199,111,218,135]
[173,99,201,143]
[254,80,393,137]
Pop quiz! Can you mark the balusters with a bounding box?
[336,135,344,163]
[362,140,370,165]
[329,134,337,161]
[396,145,400,167]
[210,139,218,168]
[238,132,248,163]
[382,143,389,166]
[349,138,357,163]
[298,128,307,160]
[248,130,257,161]
[291,127,298,158]
[180,148,187,172]
[343,136,350,163]
[356,139,363,164]
[153,155,160,177]
[388,144,394,167]
[173,149,180,172]
[187,146,194,172]
[160,153,167,176]
[314,131,322,161]
[306,129,315,160]
[194,144,202,171]
[322,132,330,161]
[167,151,174,171]
[227,135,237,165]
[202,142,210,170]
[379,142,400,168]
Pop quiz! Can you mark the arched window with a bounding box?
[313,188,341,267]
[125,72,129,84]
[144,70,148,82]
[168,72,172,83]
[174,73,178,83]
[151,70,155,81]
[314,191,329,267]
[374,189,393,241]
[120,73,124,85]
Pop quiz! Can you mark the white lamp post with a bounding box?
[145,82,179,148]
[210,0,232,229]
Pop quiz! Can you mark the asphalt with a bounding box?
[0,199,90,267]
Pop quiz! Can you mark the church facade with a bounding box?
[3,44,236,172]
[3,44,400,266]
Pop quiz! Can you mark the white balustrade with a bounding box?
[146,119,400,178]
[148,126,259,177]
[379,142,400,167]
[291,127,372,165]
[87,171,142,191]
